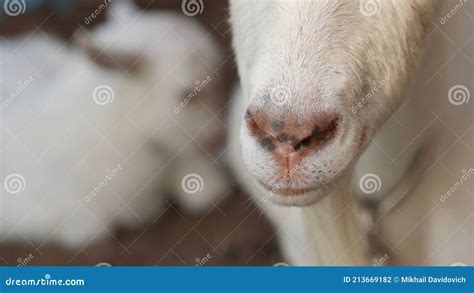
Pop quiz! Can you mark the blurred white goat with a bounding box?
[0,3,228,247]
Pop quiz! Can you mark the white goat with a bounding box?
[228,0,472,265]
[0,4,227,247]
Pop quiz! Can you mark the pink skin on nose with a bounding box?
[246,110,340,181]
[274,142,301,174]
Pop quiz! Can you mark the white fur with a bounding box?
[228,0,472,265]
[0,4,227,247]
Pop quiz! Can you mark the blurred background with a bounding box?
[0,0,282,266]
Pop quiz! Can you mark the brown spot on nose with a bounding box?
[259,137,275,152]
[272,120,285,131]
[276,133,297,144]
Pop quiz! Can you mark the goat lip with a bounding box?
[257,180,315,196]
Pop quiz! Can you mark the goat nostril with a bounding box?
[245,105,340,155]
[246,111,264,137]
[276,133,297,144]
[294,136,312,151]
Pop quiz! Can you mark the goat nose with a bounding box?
[245,108,340,169]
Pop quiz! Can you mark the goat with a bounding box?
[228,0,472,265]
[0,3,227,247]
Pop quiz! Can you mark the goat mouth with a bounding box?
[257,180,316,196]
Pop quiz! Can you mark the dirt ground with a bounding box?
[1,189,282,266]
[0,0,282,266]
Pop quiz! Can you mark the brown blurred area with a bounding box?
[0,0,282,266]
